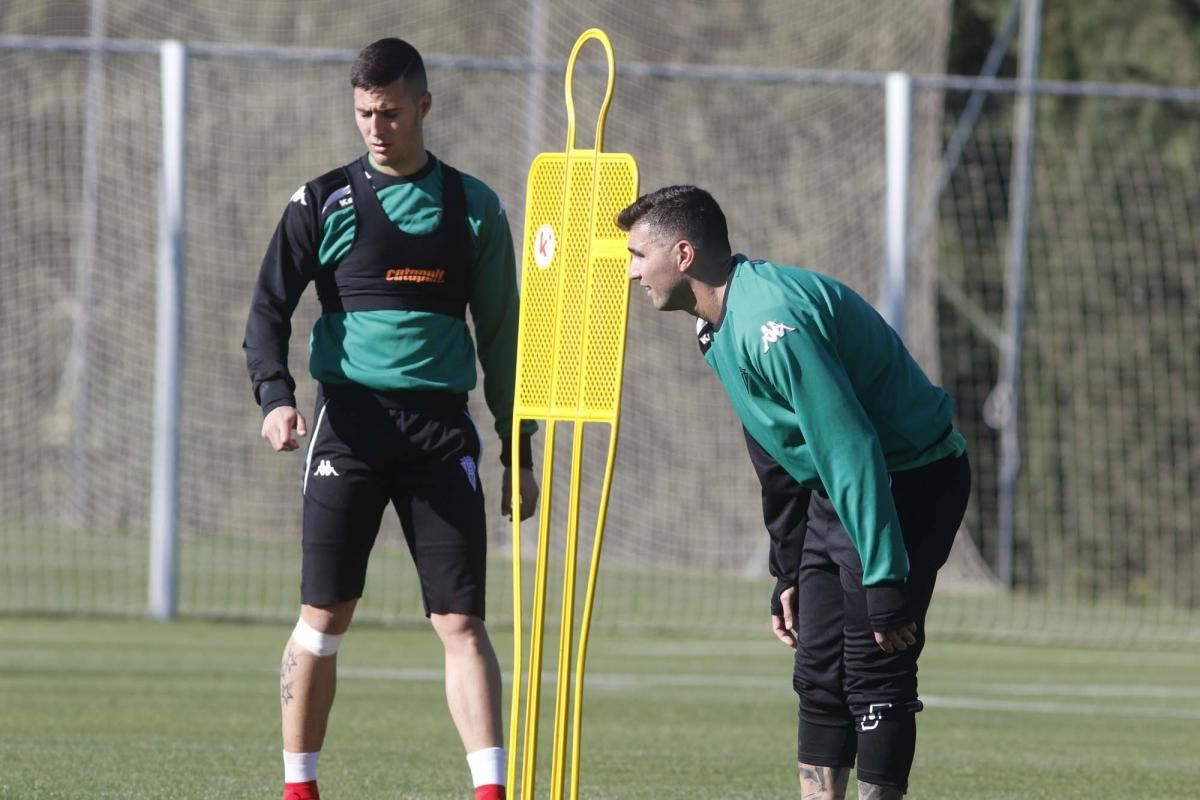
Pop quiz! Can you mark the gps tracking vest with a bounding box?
[314,160,472,318]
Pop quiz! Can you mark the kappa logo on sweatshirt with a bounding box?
[760,320,796,353]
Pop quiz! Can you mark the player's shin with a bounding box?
[798,762,851,800]
[853,709,916,795]
[280,617,343,795]
[797,710,856,800]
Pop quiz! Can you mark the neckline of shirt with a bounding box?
[707,253,744,334]
[362,151,438,188]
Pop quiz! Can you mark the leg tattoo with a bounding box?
[279,646,300,706]
[858,781,903,799]
[280,646,299,676]
[799,763,850,800]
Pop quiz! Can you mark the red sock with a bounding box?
[282,780,320,800]
[474,785,505,800]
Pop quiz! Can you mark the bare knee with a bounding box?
[300,600,357,635]
[288,600,357,658]
[430,612,488,650]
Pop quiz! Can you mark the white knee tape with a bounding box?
[291,617,343,657]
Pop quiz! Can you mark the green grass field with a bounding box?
[2,617,1198,799]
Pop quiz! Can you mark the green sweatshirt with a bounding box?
[701,255,966,585]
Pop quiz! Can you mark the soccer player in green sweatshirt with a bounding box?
[244,38,536,800]
[617,185,971,799]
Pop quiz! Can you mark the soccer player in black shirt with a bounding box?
[244,38,536,800]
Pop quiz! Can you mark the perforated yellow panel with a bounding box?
[515,150,639,423]
[509,29,640,800]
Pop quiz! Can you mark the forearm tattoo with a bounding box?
[799,763,850,800]
[857,782,903,799]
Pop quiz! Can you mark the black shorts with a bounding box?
[742,431,970,720]
[299,382,488,617]
[791,453,971,722]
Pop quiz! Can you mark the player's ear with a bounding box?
[419,91,432,118]
[676,239,696,272]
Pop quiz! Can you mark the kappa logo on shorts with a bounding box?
[460,456,478,491]
[857,702,893,732]
[312,459,340,477]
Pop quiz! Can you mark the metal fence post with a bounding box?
[149,39,188,620]
[883,71,913,337]
[991,0,1042,588]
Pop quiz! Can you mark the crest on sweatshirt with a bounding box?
[696,318,715,355]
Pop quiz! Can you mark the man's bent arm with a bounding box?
[754,321,911,629]
[244,187,319,415]
[465,184,535,464]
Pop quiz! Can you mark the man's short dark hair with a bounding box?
[616,185,731,254]
[351,38,428,94]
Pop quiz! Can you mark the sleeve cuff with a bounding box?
[500,433,534,469]
[865,582,911,630]
[256,379,296,417]
[769,577,794,616]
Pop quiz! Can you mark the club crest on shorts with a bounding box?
[460,455,478,491]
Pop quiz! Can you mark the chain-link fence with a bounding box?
[3,1,1198,647]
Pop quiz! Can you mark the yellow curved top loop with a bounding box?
[563,28,616,153]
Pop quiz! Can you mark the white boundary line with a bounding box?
[336,666,1200,719]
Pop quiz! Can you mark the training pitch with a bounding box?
[1,617,1197,799]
